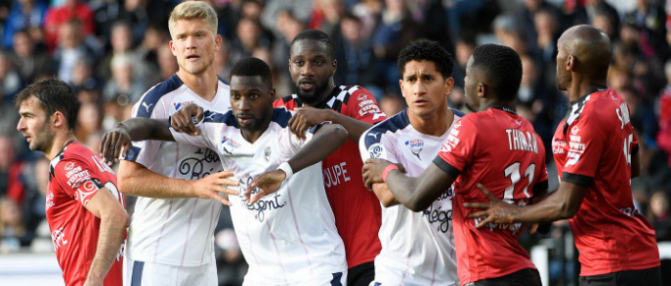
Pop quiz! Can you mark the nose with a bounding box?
[300,62,315,77]
[236,96,250,112]
[414,79,427,97]
[185,36,196,50]
[16,118,25,132]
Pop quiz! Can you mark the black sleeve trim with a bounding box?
[532,180,549,197]
[432,156,461,179]
[562,172,594,188]
[632,145,639,156]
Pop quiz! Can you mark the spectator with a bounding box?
[2,0,49,48]
[452,36,475,89]
[103,53,146,106]
[10,29,54,83]
[591,12,618,43]
[98,21,135,81]
[624,0,667,58]
[75,103,102,143]
[229,17,270,65]
[378,94,405,117]
[335,14,378,87]
[657,60,671,168]
[132,24,166,87]
[309,0,345,37]
[71,58,100,94]
[351,0,383,40]
[0,197,26,253]
[517,0,562,53]
[43,0,95,52]
[0,137,25,204]
[569,0,621,36]
[534,9,560,65]
[156,43,177,81]
[650,190,671,241]
[53,19,97,84]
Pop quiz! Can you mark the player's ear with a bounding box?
[444,77,454,97]
[214,34,222,53]
[52,111,66,128]
[331,59,337,75]
[169,41,177,56]
[566,55,576,71]
[477,83,486,99]
[269,88,276,101]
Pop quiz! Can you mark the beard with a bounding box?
[294,76,332,105]
[29,123,54,152]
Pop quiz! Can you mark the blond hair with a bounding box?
[168,1,218,38]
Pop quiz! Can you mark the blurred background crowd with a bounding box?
[0,0,670,285]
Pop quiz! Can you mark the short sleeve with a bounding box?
[124,96,168,166]
[53,158,103,207]
[344,87,387,124]
[562,119,606,187]
[359,127,398,163]
[433,116,477,178]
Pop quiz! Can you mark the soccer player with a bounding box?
[465,25,662,286]
[16,79,128,286]
[362,44,549,285]
[274,29,386,286]
[358,39,462,286]
[99,2,235,286]
[101,57,349,285]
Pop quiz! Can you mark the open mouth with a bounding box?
[186,55,200,61]
[237,115,254,125]
[299,80,315,91]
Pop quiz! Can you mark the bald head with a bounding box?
[558,25,611,80]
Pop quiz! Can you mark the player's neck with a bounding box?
[479,99,516,113]
[45,132,76,161]
[240,110,273,143]
[177,69,218,102]
[568,76,608,102]
[409,107,453,137]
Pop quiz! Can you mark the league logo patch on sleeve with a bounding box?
[368,143,386,159]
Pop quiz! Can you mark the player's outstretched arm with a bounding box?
[362,159,455,212]
[245,124,348,204]
[82,187,128,286]
[100,118,173,164]
[289,107,373,142]
[465,180,588,227]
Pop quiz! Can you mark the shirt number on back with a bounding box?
[503,162,535,202]
[623,133,633,165]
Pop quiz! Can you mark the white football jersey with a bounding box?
[124,74,231,266]
[358,109,462,286]
[171,108,347,284]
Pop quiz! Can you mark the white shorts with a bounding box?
[242,271,348,286]
[369,265,458,286]
[123,257,217,286]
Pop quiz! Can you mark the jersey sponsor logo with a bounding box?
[141,102,154,113]
[405,139,424,160]
[357,93,367,101]
[421,188,453,233]
[442,129,460,153]
[264,146,272,162]
[571,126,580,135]
[454,120,462,129]
[358,99,374,107]
[46,191,55,210]
[323,162,351,187]
[221,136,241,155]
[552,139,567,154]
[178,148,221,180]
[367,143,386,159]
[51,226,68,251]
[616,102,631,129]
[64,162,75,171]
[240,176,286,222]
[66,166,83,178]
[566,134,586,166]
[358,103,382,117]
[173,101,194,110]
[67,170,91,188]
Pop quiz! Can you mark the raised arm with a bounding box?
[100,118,173,164]
[245,124,348,203]
[362,159,456,212]
[288,107,373,142]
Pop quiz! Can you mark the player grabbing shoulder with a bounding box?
[363,44,549,286]
[17,79,128,286]
[358,39,462,286]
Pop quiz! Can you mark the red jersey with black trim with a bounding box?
[47,141,125,286]
[433,108,548,284]
[274,85,386,268]
[552,87,660,276]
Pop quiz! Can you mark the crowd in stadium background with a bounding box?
[1,0,671,285]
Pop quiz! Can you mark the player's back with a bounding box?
[47,141,125,286]
[437,108,547,284]
[552,88,660,276]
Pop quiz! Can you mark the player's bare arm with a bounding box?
[289,106,373,141]
[170,104,206,136]
[371,183,400,207]
[100,118,173,164]
[465,180,588,227]
[362,158,454,212]
[82,187,128,286]
[245,123,348,204]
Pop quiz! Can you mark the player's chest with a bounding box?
[217,132,280,173]
[393,134,445,170]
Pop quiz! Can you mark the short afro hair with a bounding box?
[290,29,336,61]
[471,44,522,101]
[397,39,454,79]
[230,57,273,88]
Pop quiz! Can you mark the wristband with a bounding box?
[381,164,399,183]
[277,162,294,180]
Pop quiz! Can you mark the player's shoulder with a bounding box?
[338,85,376,104]
[217,75,230,86]
[270,107,293,128]
[361,109,410,148]
[202,109,237,127]
[49,142,96,179]
[274,94,297,109]
[570,88,624,128]
[134,74,185,118]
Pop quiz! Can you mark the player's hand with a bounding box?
[190,171,240,205]
[361,158,406,189]
[244,170,286,204]
[288,107,333,139]
[100,125,132,165]
[464,184,519,228]
[172,104,204,136]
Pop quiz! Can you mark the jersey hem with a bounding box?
[579,261,662,277]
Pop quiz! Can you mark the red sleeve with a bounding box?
[273,97,296,110]
[343,88,387,124]
[53,157,102,207]
[537,134,549,183]
[562,118,606,186]
[434,116,477,177]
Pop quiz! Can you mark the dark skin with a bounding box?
[369,60,455,207]
[288,39,374,141]
[100,75,349,205]
[464,25,641,227]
